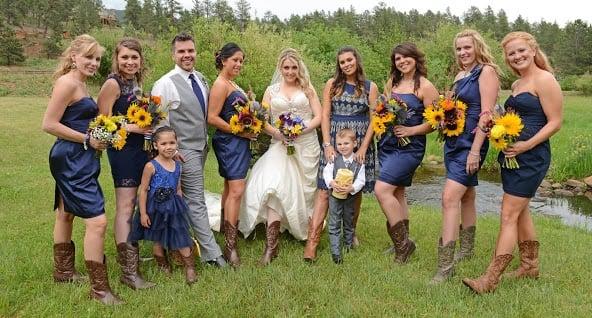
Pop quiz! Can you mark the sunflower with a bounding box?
[455,100,467,112]
[445,117,464,137]
[490,124,506,139]
[104,118,118,133]
[491,137,508,150]
[440,99,455,111]
[229,114,242,134]
[496,112,523,137]
[113,129,128,150]
[372,117,387,137]
[251,118,262,134]
[423,107,444,129]
[133,108,152,128]
[127,103,141,120]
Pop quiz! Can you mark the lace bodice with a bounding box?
[268,83,313,123]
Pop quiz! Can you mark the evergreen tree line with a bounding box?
[1,0,591,93]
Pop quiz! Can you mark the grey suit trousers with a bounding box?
[179,148,222,261]
[328,195,355,257]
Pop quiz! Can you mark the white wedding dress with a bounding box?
[238,83,320,240]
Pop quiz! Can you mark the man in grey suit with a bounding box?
[152,33,226,267]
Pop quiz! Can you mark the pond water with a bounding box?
[406,165,592,231]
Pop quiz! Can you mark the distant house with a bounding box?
[100,9,118,27]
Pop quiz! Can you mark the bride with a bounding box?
[239,48,322,266]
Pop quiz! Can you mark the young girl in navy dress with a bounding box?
[131,126,197,284]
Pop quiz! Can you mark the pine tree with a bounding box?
[0,18,25,65]
[124,0,142,29]
[235,0,250,32]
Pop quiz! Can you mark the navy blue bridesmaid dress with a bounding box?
[500,93,550,198]
[444,65,489,186]
[49,97,105,218]
[377,93,426,186]
[212,90,251,180]
[105,74,149,188]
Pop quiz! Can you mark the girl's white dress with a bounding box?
[238,83,320,240]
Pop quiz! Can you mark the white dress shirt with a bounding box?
[323,153,366,195]
[151,64,208,126]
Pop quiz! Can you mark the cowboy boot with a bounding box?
[223,220,241,267]
[463,254,514,294]
[259,221,281,266]
[430,239,456,284]
[154,253,172,274]
[387,220,416,264]
[303,217,323,262]
[384,219,410,254]
[116,242,156,290]
[454,225,476,263]
[85,257,124,305]
[505,240,539,279]
[53,241,86,283]
[181,254,198,285]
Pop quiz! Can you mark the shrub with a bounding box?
[574,73,592,96]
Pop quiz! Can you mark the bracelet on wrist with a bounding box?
[469,151,480,157]
[479,110,491,117]
[83,133,90,150]
[322,142,331,148]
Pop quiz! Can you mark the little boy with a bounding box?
[323,128,366,264]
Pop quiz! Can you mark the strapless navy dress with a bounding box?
[377,93,426,187]
[500,93,550,198]
[49,97,105,218]
[106,74,149,188]
[444,65,489,186]
[212,90,251,180]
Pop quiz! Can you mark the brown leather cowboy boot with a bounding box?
[181,254,198,285]
[116,242,156,290]
[430,239,456,284]
[505,240,539,279]
[85,257,124,305]
[463,254,514,294]
[259,221,281,266]
[53,241,86,283]
[387,220,416,263]
[454,225,476,263]
[223,220,241,267]
[384,219,410,254]
[154,253,172,274]
[303,217,323,262]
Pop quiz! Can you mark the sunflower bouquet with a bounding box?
[423,95,467,141]
[489,107,524,169]
[275,111,306,155]
[229,96,270,151]
[126,95,168,151]
[371,93,411,146]
[87,114,128,157]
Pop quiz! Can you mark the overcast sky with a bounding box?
[102,0,589,26]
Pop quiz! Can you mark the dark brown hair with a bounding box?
[389,42,427,93]
[330,46,367,98]
[111,38,145,85]
[215,42,244,71]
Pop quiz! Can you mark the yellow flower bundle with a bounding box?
[423,95,467,141]
[372,94,410,146]
[88,114,128,157]
[126,94,168,151]
[489,110,524,169]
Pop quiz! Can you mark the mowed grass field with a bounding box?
[0,96,591,317]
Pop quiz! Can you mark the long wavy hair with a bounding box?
[111,38,146,85]
[388,42,427,94]
[453,29,501,75]
[330,46,367,98]
[276,48,311,93]
[501,31,554,76]
[53,34,104,80]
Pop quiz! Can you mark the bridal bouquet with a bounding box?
[229,96,270,151]
[126,95,168,151]
[87,114,128,157]
[275,111,306,155]
[423,95,467,141]
[489,106,524,169]
[371,93,411,146]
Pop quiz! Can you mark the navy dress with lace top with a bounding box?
[130,160,193,250]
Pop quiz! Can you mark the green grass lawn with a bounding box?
[1,97,591,317]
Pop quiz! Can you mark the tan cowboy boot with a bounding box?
[85,257,124,305]
[53,241,86,283]
[154,253,172,274]
[116,242,156,290]
[259,221,281,266]
[463,254,514,294]
[303,217,323,262]
[387,220,416,264]
[181,254,198,285]
[430,239,456,284]
[505,240,539,279]
[454,225,476,263]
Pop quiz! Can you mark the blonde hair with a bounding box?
[501,31,554,76]
[111,38,145,85]
[336,128,356,141]
[454,29,501,75]
[53,34,105,80]
[277,48,311,93]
